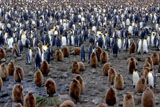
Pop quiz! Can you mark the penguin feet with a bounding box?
[143,52,147,54]
[138,52,141,55]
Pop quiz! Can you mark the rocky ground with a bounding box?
[0,41,160,107]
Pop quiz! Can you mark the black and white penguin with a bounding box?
[26,47,32,64]
[34,48,42,70]
[80,45,85,62]
[112,40,119,57]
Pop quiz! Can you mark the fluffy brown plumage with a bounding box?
[62,46,70,57]
[108,67,117,84]
[142,67,151,79]
[69,78,81,102]
[45,78,56,97]
[60,100,75,107]
[100,50,108,63]
[24,92,36,107]
[8,60,15,75]
[114,74,124,90]
[129,42,136,54]
[0,63,8,80]
[142,88,155,107]
[74,47,80,55]
[72,61,80,74]
[97,103,108,107]
[0,47,6,60]
[136,77,147,93]
[40,61,50,75]
[0,77,3,90]
[75,75,84,93]
[127,57,137,74]
[105,87,117,106]
[34,69,43,86]
[152,52,159,65]
[123,92,135,107]
[96,46,102,61]
[14,66,24,82]
[12,84,24,102]
[143,61,152,70]
[12,43,20,56]
[145,57,153,69]
[90,52,98,68]
[102,62,112,76]
[78,62,85,71]
[55,48,64,61]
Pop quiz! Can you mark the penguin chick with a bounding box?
[136,77,147,93]
[148,72,154,88]
[40,61,50,75]
[145,57,153,69]
[12,84,24,102]
[0,47,6,60]
[142,88,155,107]
[108,67,117,84]
[133,70,140,87]
[72,61,80,73]
[100,50,108,63]
[0,77,3,90]
[129,42,136,54]
[62,46,70,57]
[127,57,137,74]
[8,60,15,75]
[34,69,43,86]
[97,103,108,107]
[75,75,84,93]
[143,61,152,70]
[0,63,8,80]
[152,52,159,65]
[55,48,64,61]
[114,74,124,90]
[105,87,117,106]
[96,46,102,61]
[45,78,56,97]
[60,100,75,107]
[69,78,81,102]
[78,62,85,71]
[24,92,36,107]
[90,51,98,68]
[74,47,80,55]
[12,43,20,57]
[14,66,24,82]
[102,62,112,76]
[123,92,135,107]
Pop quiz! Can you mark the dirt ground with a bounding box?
[0,41,160,107]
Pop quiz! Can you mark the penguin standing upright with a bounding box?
[148,71,154,88]
[80,45,85,62]
[112,40,119,57]
[137,38,142,54]
[26,47,32,64]
[34,48,42,70]
[143,38,148,54]
[133,70,140,87]
[61,35,67,46]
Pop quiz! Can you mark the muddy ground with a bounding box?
[0,41,160,107]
